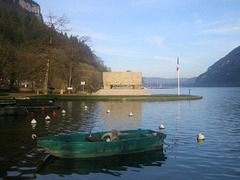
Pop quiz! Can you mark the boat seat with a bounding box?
[101,130,135,141]
[86,135,106,142]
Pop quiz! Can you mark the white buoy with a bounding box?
[129,112,133,116]
[159,124,165,129]
[107,109,111,113]
[45,115,51,120]
[45,119,50,124]
[62,110,66,114]
[85,106,88,109]
[32,134,37,139]
[31,124,37,129]
[106,138,111,142]
[197,133,205,140]
[31,119,37,124]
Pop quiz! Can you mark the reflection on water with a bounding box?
[56,100,143,133]
[0,100,146,179]
[103,101,142,130]
[1,87,240,179]
[38,149,166,178]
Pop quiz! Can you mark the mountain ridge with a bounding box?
[146,45,240,88]
[195,46,240,87]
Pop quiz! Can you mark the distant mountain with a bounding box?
[181,77,197,86]
[142,77,196,88]
[195,46,240,87]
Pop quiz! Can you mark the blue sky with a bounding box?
[36,0,240,78]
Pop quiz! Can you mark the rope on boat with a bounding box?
[166,135,196,141]
[163,135,197,151]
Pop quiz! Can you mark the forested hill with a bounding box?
[195,46,240,87]
[0,0,109,93]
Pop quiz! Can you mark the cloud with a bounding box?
[95,47,141,57]
[195,19,224,28]
[153,56,174,62]
[90,32,117,41]
[200,26,240,35]
[73,30,124,42]
[195,18,240,35]
[147,36,164,48]
[95,46,176,63]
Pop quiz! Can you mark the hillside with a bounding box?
[0,0,109,93]
[195,46,240,87]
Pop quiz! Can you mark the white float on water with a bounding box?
[62,109,66,114]
[84,106,88,109]
[32,134,37,139]
[129,112,133,116]
[159,124,165,129]
[45,115,51,120]
[197,133,205,140]
[107,109,111,113]
[31,119,37,124]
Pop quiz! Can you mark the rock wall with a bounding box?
[14,0,42,22]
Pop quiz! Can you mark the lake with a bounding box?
[0,87,240,179]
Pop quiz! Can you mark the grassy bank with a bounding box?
[30,94,203,101]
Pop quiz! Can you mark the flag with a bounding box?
[176,57,179,71]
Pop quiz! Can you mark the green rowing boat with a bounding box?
[37,129,167,159]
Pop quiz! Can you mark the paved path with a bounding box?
[1,89,151,98]
[94,89,151,96]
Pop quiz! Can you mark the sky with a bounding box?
[35,0,240,78]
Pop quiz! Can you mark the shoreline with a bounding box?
[1,93,203,101]
[28,94,203,101]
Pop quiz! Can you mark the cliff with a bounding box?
[13,0,43,22]
[195,46,240,87]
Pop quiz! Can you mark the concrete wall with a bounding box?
[103,72,142,89]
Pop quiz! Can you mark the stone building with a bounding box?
[103,72,142,89]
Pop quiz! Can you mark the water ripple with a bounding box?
[1,88,240,179]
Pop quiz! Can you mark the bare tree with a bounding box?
[43,12,70,94]
[79,35,91,44]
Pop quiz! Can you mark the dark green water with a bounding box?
[1,87,240,179]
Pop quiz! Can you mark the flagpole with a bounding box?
[178,66,180,96]
[177,57,180,96]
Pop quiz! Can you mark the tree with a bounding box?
[43,12,69,94]
[0,1,110,93]
[0,35,11,81]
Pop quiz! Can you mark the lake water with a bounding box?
[0,87,240,179]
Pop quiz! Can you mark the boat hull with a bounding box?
[37,129,166,159]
